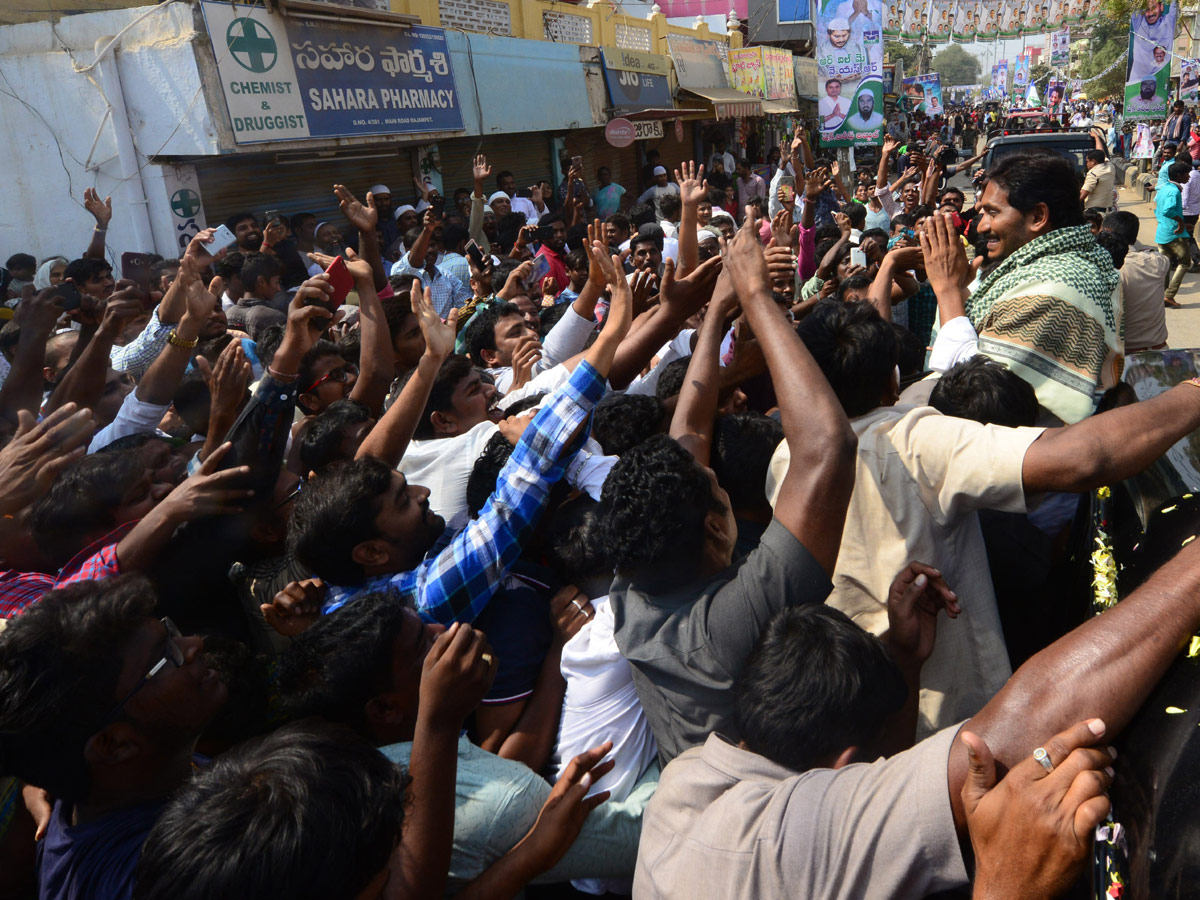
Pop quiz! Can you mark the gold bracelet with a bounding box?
[1186,377,1200,390]
[166,329,198,349]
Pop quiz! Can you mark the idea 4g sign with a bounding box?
[600,49,674,113]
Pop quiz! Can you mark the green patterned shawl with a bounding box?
[966,225,1121,424]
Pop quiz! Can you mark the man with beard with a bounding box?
[845,91,885,131]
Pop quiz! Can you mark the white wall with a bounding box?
[0,4,219,265]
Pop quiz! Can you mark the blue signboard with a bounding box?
[286,19,464,137]
[599,49,674,113]
[778,0,811,24]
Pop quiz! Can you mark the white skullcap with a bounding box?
[828,16,850,29]
[652,165,668,176]
[483,205,495,215]
[488,191,511,204]
[709,209,735,223]
[393,204,415,220]
[369,184,391,195]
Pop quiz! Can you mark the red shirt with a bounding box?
[535,244,570,294]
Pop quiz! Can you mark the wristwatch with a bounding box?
[167,329,199,349]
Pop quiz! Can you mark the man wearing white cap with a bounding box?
[487,191,512,220]
[367,184,398,249]
[636,166,681,223]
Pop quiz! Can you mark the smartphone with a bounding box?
[524,253,552,290]
[465,239,485,269]
[211,223,237,252]
[534,225,555,243]
[323,256,354,308]
[265,209,285,225]
[53,281,82,311]
[571,155,584,171]
[778,176,796,204]
[850,246,868,267]
[121,252,154,293]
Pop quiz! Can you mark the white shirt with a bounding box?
[485,306,597,394]
[511,196,545,226]
[819,94,848,127]
[88,388,171,454]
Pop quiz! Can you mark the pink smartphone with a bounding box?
[323,256,354,308]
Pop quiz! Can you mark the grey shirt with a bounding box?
[611,518,831,766]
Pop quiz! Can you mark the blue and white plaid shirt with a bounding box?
[390,255,472,319]
[322,359,606,622]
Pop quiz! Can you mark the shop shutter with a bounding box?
[437,132,555,201]
[194,150,415,230]
[564,129,641,199]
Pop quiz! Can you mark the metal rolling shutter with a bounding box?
[437,132,554,200]
[194,150,416,229]
[564,128,641,198]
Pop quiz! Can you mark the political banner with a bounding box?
[928,0,954,42]
[1132,122,1155,157]
[1051,28,1071,67]
[901,0,927,37]
[1065,0,1085,21]
[1021,4,1043,36]
[1125,0,1177,121]
[1047,0,1066,28]
[998,0,1021,39]
[730,46,767,96]
[1047,79,1069,112]
[997,59,1008,94]
[657,0,750,15]
[816,0,884,146]
[1182,57,1199,103]
[952,0,978,42]
[1012,54,1029,88]
[1025,81,1040,104]
[902,72,943,115]
[884,0,903,36]
[200,1,464,145]
[977,0,1001,39]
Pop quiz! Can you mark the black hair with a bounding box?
[711,412,784,514]
[939,186,965,202]
[5,253,35,272]
[734,605,907,772]
[402,225,426,251]
[216,251,246,281]
[381,294,416,342]
[287,457,394,586]
[841,202,866,230]
[290,211,317,233]
[1169,161,1193,184]
[546,495,611,582]
[929,356,1039,427]
[172,374,212,437]
[133,720,408,900]
[150,258,180,280]
[300,399,374,475]
[538,212,566,228]
[893,323,925,377]
[1094,229,1127,270]
[538,301,571,339]
[606,212,631,235]
[465,301,521,367]
[255,325,283,367]
[297,340,343,406]
[495,169,514,185]
[489,261,520,296]
[890,213,915,229]
[1082,208,1105,231]
[654,356,693,401]
[1101,210,1140,246]
[0,575,157,801]
[441,223,469,252]
[982,151,1084,230]
[565,248,588,272]
[496,212,528,250]
[240,253,283,294]
[631,230,664,254]
[1085,149,1108,165]
[413,354,476,440]
[814,223,842,244]
[31,451,145,563]
[466,432,515,518]
[627,203,657,229]
[64,257,112,285]
[223,211,258,232]
[337,328,361,368]
[835,272,873,302]
[860,227,889,246]
[796,300,897,418]
[592,393,666,456]
[659,194,682,221]
[600,434,725,573]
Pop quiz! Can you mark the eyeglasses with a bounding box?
[105,617,184,722]
[303,362,357,395]
[272,478,304,512]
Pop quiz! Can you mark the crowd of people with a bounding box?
[1,119,1198,900]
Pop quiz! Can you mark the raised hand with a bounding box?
[770,207,798,249]
[0,404,94,516]
[588,238,634,339]
[184,227,227,268]
[764,245,798,284]
[658,254,722,317]
[420,621,498,732]
[724,208,770,299]
[335,184,378,233]
[261,578,326,637]
[410,277,457,359]
[918,212,971,297]
[804,166,829,201]
[833,210,852,236]
[630,268,658,315]
[83,187,112,228]
[583,218,608,288]
[473,154,492,185]
[413,175,433,201]
[156,442,255,522]
[883,133,900,154]
[516,743,615,872]
[96,287,146,339]
[885,561,959,666]
[675,160,709,206]
[16,287,66,336]
[308,246,373,284]
[509,335,542,391]
[287,275,336,346]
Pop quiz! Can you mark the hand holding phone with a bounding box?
[211,224,237,252]
[53,281,82,312]
[322,257,354,308]
[465,240,485,270]
[524,254,552,291]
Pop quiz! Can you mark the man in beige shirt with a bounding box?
[770,300,1200,734]
[1103,210,1169,352]
[1080,150,1116,212]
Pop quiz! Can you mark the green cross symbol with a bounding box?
[171,189,201,219]
[227,17,277,73]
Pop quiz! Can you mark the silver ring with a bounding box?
[570,599,587,616]
[1033,747,1054,773]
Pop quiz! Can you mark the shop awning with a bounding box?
[762,99,800,115]
[681,87,764,119]
[616,107,707,120]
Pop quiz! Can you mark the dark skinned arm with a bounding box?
[43,289,142,416]
[0,290,65,425]
[724,209,857,575]
[676,161,706,277]
[82,188,111,260]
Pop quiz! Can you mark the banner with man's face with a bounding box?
[953,0,979,42]
[1181,58,1199,103]
[883,0,903,36]
[998,0,1021,39]
[1013,54,1029,88]
[927,0,953,42]
[1125,0,1176,121]
[977,0,1001,39]
[816,0,884,146]
[1051,27,1070,66]
[902,72,943,116]
[1047,79,1070,113]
